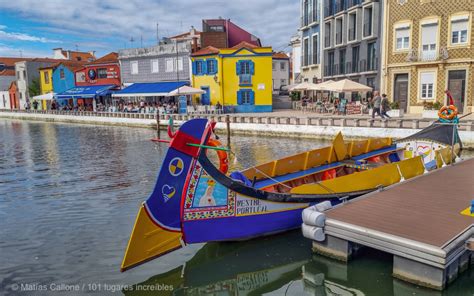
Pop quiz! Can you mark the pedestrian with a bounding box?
[381,94,391,119]
[51,100,57,110]
[370,91,384,120]
[32,100,39,110]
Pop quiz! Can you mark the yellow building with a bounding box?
[39,66,54,110]
[191,41,273,112]
[381,0,473,114]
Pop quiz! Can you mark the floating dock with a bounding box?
[310,158,474,290]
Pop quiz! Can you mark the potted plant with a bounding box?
[422,101,440,118]
[387,101,403,117]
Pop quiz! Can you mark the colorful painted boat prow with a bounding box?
[121,118,211,271]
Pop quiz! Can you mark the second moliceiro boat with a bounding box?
[121,117,461,271]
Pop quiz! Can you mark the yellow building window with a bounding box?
[44,72,50,84]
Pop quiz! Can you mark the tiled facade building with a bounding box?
[382,0,473,114]
[300,0,322,82]
[322,0,383,96]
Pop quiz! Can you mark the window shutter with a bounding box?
[213,59,218,74]
[237,90,242,105]
[192,61,197,75]
[249,60,255,75]
[202,61,208,75]
[249,90,255,105]
[236,61,241,75]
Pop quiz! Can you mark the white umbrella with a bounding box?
[289,82,318,91]
[323,79,372,92]
[167,85,205,96]
[309,80,335,91]
[32,93,56,100]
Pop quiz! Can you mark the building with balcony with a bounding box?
[300,0,322,83]
[191,41,273,112]
[322,0,383,98]
[381,0,473,114]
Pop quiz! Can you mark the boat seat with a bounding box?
[251,145,401,190]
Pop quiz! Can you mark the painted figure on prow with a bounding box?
[199,179,216,207]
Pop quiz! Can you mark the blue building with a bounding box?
[300,0,322,83]
[52,62,83,94]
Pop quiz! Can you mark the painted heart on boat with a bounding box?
[162,184,176,202]
[416,145,432,158]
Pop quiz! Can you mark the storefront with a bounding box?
[55,85,117,111]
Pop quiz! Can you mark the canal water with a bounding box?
[0,119,472,296]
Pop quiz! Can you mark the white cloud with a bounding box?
[0,30,61,43]
[0,0,299,50]
[0,24,6,30]
[0,43,52,57]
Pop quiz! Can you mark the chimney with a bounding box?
[53,48,65,59]
[192,37,198,52]
[89,51,96,58]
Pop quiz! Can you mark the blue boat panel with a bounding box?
[183,208,305,243]
[352,145,398,161]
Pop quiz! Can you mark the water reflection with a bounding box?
[124,231,310,296]
[0,119,472,296]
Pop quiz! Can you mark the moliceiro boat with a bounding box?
[121,118,461,271]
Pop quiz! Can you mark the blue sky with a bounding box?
[0,0,299,58]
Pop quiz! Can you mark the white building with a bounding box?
[272,52,290,94]
[0,91,10,109]
[289,34,302,84]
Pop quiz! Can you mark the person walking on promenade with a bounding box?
[370,91,384,120]
[32,100,38,110]
[381,94,391,119]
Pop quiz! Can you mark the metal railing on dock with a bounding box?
[1,109,472,132]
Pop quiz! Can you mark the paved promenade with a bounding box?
[1,109,473,147]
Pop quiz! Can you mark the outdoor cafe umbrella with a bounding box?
[166,85,205,96]
[32,93,56,100]
[309,80,335,91]
[289,82,318,91]
[322,79,373,92]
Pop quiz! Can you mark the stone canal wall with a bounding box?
[1,110,473,147]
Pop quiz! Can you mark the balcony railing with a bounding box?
[348,0,361,7]
[351,60,359,73]
[363,21,372,37]
[335,33,342,45]
[367,57,378,71]
[359,59,367,72]
[346,62,352,74]
[406,47,449,62]
[325,36,331,48]
[348,28,356,41]
[324,6,333,17]
[339,62,346,74]
[335,0,345,13]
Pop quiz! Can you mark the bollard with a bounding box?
[226,115,231,149]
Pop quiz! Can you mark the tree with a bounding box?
[28,77,41,98]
